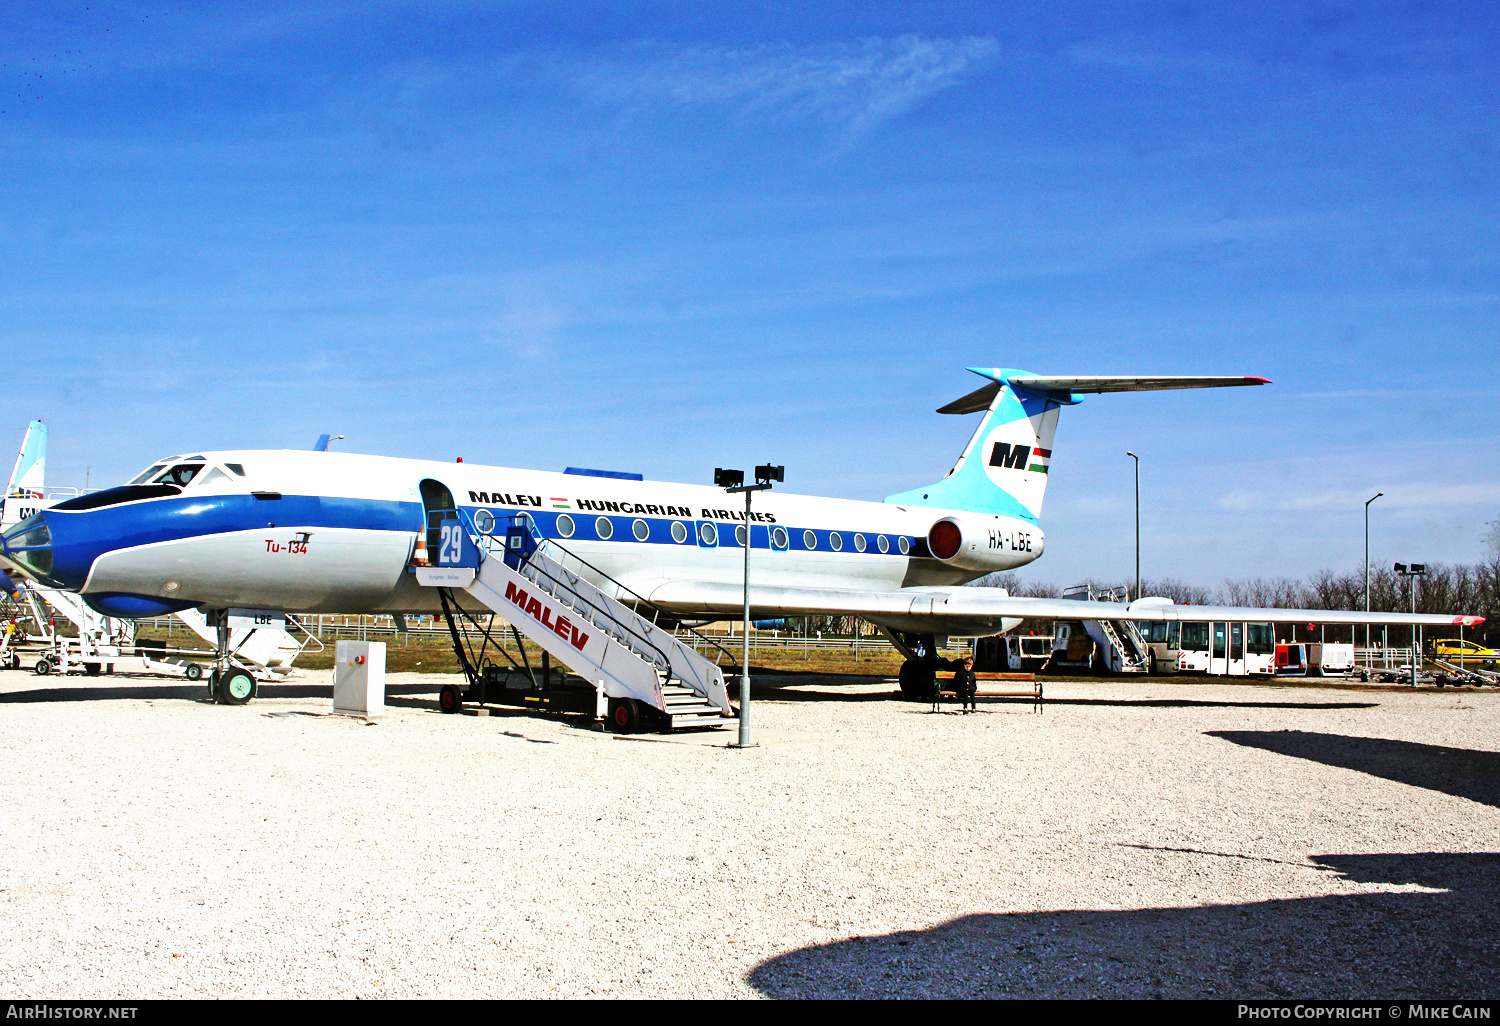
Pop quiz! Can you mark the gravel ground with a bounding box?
[0,666,1496,999]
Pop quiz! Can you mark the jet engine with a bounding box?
[925,515,1042,573]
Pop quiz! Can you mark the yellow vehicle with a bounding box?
[1430,638,1499,668]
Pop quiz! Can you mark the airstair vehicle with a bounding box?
[413,499,734,733]
[1048,586,1152,674]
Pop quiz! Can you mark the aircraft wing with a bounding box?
[639,581,1484,634]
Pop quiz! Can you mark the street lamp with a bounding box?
[1393,562,1427,687]
[1364,492,1382,660]
[715,463,783,749]
[1126,452,1140,602]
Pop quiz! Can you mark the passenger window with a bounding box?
[671,521,688,543]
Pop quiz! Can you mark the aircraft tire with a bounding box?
[33,657,51,676]
[897,660,939,700]
[438,684,462,714]
[184,663,203,682]
[609,698,644,734]
[219,670,255,706]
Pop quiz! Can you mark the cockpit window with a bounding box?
[224,463,245,477]
[128,464,168,485]
[197,467,232,487]
[152,464,202,487]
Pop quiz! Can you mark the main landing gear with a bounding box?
[894,632,950,701]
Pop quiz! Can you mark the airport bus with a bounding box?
[1175,621,1277,677]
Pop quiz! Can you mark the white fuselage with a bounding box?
[27,450,1044,618]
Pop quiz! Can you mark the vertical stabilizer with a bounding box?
[885,369,1065,522]
[1,421,46,530]
[884,369,1269,522]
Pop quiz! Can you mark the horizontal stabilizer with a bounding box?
[1012,375,1271,394]
[937,372,1269,413]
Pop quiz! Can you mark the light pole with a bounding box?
[715,463,783,749]
[1393,562,1427,687]
[1364,492,1383,659]
[1126,452,1140,602]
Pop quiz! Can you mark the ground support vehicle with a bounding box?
[1306,642,1355,677]
[1429,638,1499,670]
[1175,621,1277,676]
[1046,587,1151,674]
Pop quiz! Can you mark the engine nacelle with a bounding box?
[925,515,1043,573]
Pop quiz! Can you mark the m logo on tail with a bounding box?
[989,443,1031,470]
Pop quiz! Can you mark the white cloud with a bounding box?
[1219,483,1500,512]
[574,35,999,141]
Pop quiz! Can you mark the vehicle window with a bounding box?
[1212,623,1226,659]
[196,468,233,487]
[225,463,246,477]
[1180,622,1209,652]
[633,519,650,541]
[1247,623,1274,655]
[152,464,202,486]
[671,521,687,543]
[556,514,575,539]
[128,464,167,485]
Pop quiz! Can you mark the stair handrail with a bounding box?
[469,514,681,684]
[523,529,741,672]
[485,515,731,710]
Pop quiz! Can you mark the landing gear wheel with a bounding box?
[33,657,52,676]
[218,669,255,706]
[184,663,204,682]
[898,660,936,699]
[438,683,462,714]
[609,697,644,733]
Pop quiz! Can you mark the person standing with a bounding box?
[954,656,978,713]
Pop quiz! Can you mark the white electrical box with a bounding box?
[333,640,386,717]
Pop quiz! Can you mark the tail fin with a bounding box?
[1,421,46,531]
[885,369,1269,521]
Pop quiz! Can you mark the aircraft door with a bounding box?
[419,479,477,568]
[1228,622,1245,676]
[1210,621,1227,676]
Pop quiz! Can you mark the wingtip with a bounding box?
[1248,376,1272,385]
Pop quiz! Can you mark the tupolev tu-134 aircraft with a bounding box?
[0,368,1481,711]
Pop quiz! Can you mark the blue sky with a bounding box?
[2,1,1497,587]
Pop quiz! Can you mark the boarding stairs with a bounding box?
[417,514,732,730]
[1061,586,1150,674]
[1432,658,1500,687]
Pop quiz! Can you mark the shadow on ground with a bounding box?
[1209,730,1500,809]
[749,852,1500,999]
[0,682,442,704]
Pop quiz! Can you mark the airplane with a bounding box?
[0,420,46,599]
[0,368,1481,718]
